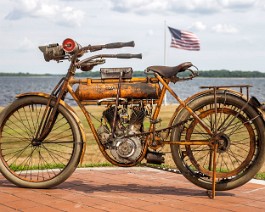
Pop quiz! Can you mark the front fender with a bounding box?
[16,92,87,164]
[16,92,76,113]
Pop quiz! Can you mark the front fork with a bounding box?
[34,78,68,142]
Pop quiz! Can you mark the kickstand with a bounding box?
[207,142,218,199]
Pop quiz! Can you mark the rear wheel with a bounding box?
[171,94,265,191]
[0,96,83,188]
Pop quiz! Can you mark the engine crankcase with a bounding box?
[110,136,142,164]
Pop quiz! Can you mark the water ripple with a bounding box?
[0,77,264,107]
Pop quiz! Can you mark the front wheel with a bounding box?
[171,94,265,191]
[0,96,83,188]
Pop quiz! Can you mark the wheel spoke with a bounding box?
[172,95,261,191]
[0,99,79,186]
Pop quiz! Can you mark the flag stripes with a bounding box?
[168,26,200,51]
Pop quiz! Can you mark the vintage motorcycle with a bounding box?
[0,39,264,198]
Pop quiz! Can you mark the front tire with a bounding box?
[0,96,83,188]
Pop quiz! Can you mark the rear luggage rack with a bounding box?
[200,84,252,100]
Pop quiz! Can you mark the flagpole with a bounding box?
[164,20,167,66]
[163,20,168,105]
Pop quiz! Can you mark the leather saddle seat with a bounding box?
[145,62,193,78]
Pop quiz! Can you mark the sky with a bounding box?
[0,0,265,74]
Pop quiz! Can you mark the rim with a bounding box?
[0,102,75,182]
[180,106,256,179]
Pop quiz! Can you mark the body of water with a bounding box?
[168,77,265,104]
[0,76,264,106]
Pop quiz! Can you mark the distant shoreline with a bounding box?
[1,70,265,78]
[0,73,55,77]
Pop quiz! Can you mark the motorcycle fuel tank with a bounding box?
[75,81,161,100]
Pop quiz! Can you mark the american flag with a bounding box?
[168,26,200,51]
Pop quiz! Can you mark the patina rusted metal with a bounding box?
[75,81,161,100]
[2,38,264,200]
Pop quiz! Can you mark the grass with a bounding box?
[1,104,265,180]
[52,104,265,180]
[255,172,265,180]
[79,162,113,168]
[9,163,66,171]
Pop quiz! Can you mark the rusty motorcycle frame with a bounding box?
[0,39,265,199]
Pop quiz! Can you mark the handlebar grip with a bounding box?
[116,53,142,59]
[105,41,135,49]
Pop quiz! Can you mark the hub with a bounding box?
[217,134,231,153]
[31,139,42,147]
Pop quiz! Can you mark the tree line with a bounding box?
[1,70,265,78]
[75,69,265,78]
[198,70,265,78]
[0,72,52,77]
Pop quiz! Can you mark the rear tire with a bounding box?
[171,94,265,191]
[0,96,83,188]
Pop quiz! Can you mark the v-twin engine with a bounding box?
[97,105,146,164]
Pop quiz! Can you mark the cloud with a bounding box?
[169,0,221,14]
[218,0,258,10]
[110,0,220,14]
[189,21,207,31]
[5,0,85,27]
[110,0,260,15]
[16,37,36,52]
[110,0,168,14]
[212,24,238,33]
[146,29,155,37]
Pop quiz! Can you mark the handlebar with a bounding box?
[76,53,142,72]
[39,38,142,72]
[39,38,138,61]
[77,53,142,68]
[88,41,135,52]
[104,41,135,49]
[116,53,142,59]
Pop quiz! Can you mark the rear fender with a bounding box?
[168,88,265,127]
[16,92,87,164]
[248,96,265,121]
